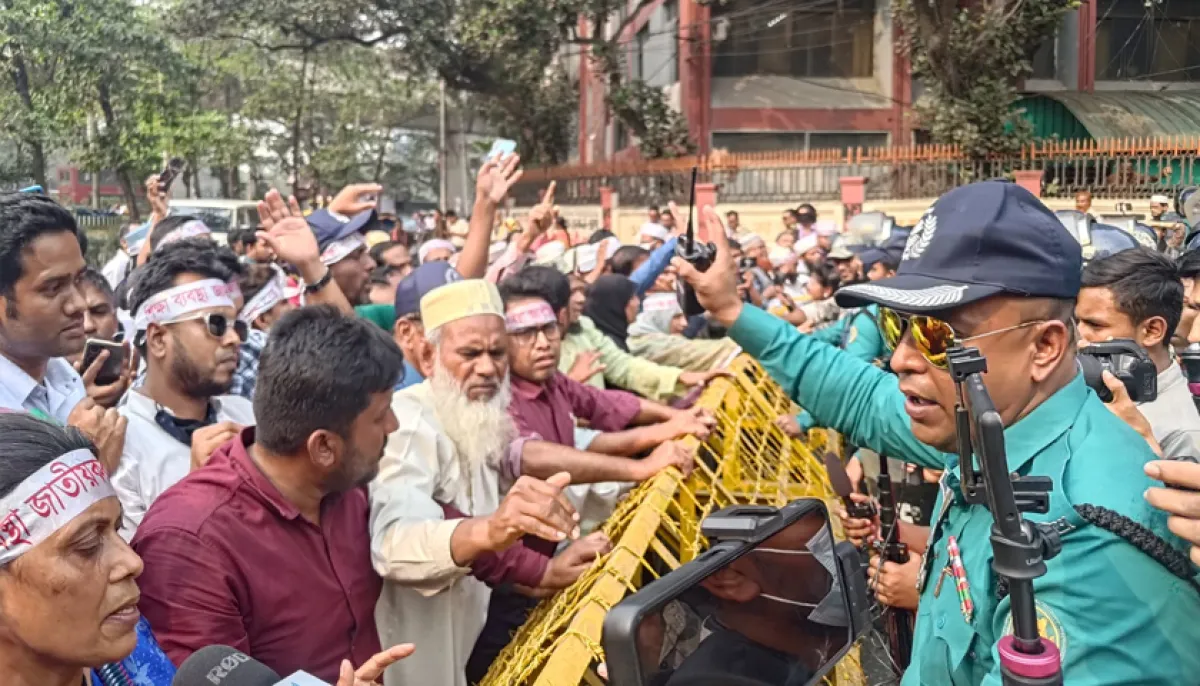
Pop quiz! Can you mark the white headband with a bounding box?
[239,273,286,324]
[321,233,367,266]
[134,278,239,331]
[0,449,116,566]
[155,220,212,251]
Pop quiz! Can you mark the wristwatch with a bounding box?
[304,268,333,294]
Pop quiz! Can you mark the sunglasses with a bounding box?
[879,308,1044,369]
[163,312,249,343]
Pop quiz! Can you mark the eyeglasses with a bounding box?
[879,308,1044,369]
[163,312,249,343]
[510,322,561,346]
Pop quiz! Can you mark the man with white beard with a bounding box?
[370,279,683,686]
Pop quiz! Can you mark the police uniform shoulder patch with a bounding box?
[1002,602,1067,660]
[848,326,859,345]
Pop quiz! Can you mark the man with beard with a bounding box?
[113,242,254,537]
[370,278,692,686]
[133,306,408,681]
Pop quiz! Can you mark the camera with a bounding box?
[738,256,757,271]
[1179,344,1200,413]
[1078,339,1157,403]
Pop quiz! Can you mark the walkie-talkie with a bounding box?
[675,166,717,317]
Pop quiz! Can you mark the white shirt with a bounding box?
[101,250,131,289]
[0,354,86,423]
[369,381,507,686]
[113,390,255,538]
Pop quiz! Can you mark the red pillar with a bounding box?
[600,186,614,231]
[891,22,912,145]
[1013,170,1044,198]
[1078,0,1096,92]
[679,0,712,153]
[840,176,866,227]
[577,17,591,161]
[694,182,717,241]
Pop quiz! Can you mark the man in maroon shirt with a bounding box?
[132,305,408,682]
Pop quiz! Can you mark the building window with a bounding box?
[712,131,888,153]
[1031,37,1056,80]
[1096,0,1200,81]
[713,0,875,79]
[634,25,649,80]
[663,0,678,82]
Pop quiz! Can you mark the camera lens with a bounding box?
[1077,353,1113,403]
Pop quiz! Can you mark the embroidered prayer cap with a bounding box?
[420,279,505,332]
[836,180,1082,314]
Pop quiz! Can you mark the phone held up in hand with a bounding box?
[158,158,187,193]
[486,139,517,162]
[80,339,126,386]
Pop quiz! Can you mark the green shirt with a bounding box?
[560,317,682,402]
[730,305,1200,686]
[355,304,396,332]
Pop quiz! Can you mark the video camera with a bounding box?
[602,500,870,686]
[1179,344,1200,413]
[1078,339,1157,403]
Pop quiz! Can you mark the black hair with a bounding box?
[648,205,659,213]
[1081,247,1182,349]
[609,245,649,277]
[1178,249,1200,281]
[127,241,239,318]
[726,210,739,219]
[148,215,209,253]
[0,413,95,499]
[369,241,401,265]
[588,230,617,245]
[253,305,403,454]
[554,216,568,230]
[0,192,80,296]
[498,266,571,313]
[370,265,393,285]
[236,262,278,302]
[796,203,816,215]
[78,267,114,303]
[445,209,458,219]
[809,262,841,291]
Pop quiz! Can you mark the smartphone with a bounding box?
[158,158,187,193]
[80,339,126,386]
[486,138,517,162]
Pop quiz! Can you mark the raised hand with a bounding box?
[673,206,743,327]
[336,644,416,686]
[256,188,304,232]
[328,183,383,217]
[190,421,242,471]
[476,154,525,206]
[567,350,606,383]
[67,398,128,475]
[525,181,557,236]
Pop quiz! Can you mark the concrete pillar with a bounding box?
[1013,170,1044,198]
[840,176,867,228]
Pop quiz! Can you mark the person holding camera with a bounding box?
[1076,247,1200,461]
[675,181,1200,685]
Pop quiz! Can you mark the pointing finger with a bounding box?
[541,181,557,207]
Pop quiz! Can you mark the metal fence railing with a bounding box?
[510,137,1200,205]
[481,356,866,686]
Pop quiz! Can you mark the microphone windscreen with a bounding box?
[171,645,281,686]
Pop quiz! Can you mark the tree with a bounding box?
[894,0,1078,157]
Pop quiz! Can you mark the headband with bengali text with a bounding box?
[0,449,116,566]
[505,301,557,333]
[134,278,239,331]
[154,220,212,252]
[239,272,286,324]
[321,233,367,266]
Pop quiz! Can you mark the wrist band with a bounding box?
[304,269,333,294]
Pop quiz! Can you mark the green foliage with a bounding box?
[894,0,1078,157]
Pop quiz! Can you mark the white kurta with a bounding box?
[369,381,505,686]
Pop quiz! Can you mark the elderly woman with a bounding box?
[0,413,175,686]
[628,293,741,372]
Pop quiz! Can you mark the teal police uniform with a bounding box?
[726,181,1200,685]
[813,304,887,364]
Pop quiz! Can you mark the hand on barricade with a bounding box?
[336,644,415,686]
[775,414,803,438]
[837,493,880,547]
[534,531,612,594]
[678,369,731,389]
[672,206,743,326]
[657,407,714,442]
[486,472,580,551]
[868,552,921,611]
[637,440,695,480]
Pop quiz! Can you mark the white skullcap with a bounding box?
[815,220,838,237]
[795,234,820,255]
[1151,194,1171,205]
[639,222,670,242]
[418,239,456,263]
[738,234,765,250]
[534,241,568,265]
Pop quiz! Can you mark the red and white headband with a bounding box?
[0,449,116,566]
[239,272,286,324]
[154,219,212,252]
[506,301,557,333]
[321,233,366,266]
[134,278,239,331]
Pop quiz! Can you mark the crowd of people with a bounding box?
[5,150,1200,686]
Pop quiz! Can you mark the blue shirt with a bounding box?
[395,359,423,391]
[729,305,1200,686]
[0,354,86,423]
[229,328,268,400]
[90,617,175,686]
[630,237,678,298]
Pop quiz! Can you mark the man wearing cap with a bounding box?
[738,234,775,305]
[1150,194,1182,223]
[369,279,613,686]
[392,262,465,392]
[307,207,376,305]
[640,221,671,250]
[827,239,866,287]
[418,238,457,264]
[676,183,1200,685]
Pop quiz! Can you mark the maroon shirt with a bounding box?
[131,429,382,681]
[509,372,640,445]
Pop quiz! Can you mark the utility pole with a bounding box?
[439,79,448,212]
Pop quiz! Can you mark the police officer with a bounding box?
[813,245,899,364]
[676,181,1200,685]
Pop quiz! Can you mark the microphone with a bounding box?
[171,645,335,686]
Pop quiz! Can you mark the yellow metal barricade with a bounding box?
[481,356,867,686]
